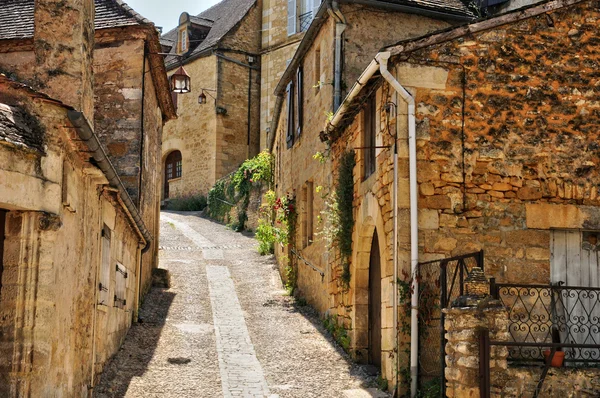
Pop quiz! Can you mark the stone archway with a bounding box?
[350,192,388,366]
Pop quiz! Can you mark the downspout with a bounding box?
[328,1,346,111]
[376,51,419,398]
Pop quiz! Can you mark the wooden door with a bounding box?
[551,230,600,350]
[369,231,382,368]
[0,210,5,299]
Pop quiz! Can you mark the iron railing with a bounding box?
[490,281,600,366]
[417,250,484,395]
[299,11,312,32]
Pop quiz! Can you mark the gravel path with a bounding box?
[94,211,388,398]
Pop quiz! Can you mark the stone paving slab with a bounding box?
[94,211,389,397]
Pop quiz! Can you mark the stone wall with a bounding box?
[259,0,303,149]
[0,87,142,396]
[387,0,600,284]
[272,4,460,384]
[505,367,600,397]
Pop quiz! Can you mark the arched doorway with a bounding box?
[368,230,382,367]
[164,150,182,198]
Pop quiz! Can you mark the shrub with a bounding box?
[165,194,207,211]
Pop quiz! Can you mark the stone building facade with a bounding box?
[0,0,174,395]
[0,0,176,294]
[269,0,475,387]
[314,0,600,392]
[160,0,261,198]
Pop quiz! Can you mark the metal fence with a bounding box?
[417,250,484,395]
[490,281,600,366]
[299,11,312,32]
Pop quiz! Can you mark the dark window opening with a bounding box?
[286,81,295,149]
[0,210,5,299]
[364,95,376,178]
[296,67,303,137]
[165,150,182,180]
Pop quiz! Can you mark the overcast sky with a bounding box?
[125,0,221,33]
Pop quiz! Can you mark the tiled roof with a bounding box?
[0,102,44,153]
[162,0,256,69]
[0,0,150,41]
[392,0,475,17]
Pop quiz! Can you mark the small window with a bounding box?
[314,47,321,92]
[286,81,295,148]
[179,28,188,53]
[302,181,314,248]
[296,67,303,137]
[165,150,182,180]
[363,95,376,178]
[99,225,111,305]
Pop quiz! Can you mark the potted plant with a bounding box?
[543,327,564,367]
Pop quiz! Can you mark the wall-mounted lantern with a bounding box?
[198,88,217,104]
[170,66,191,93]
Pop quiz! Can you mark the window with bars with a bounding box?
[288,0,321,36]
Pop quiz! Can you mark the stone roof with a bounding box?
[0,102,44,153]
[383,0,474,17]
[162,0,256,69]
[0,0,150,41]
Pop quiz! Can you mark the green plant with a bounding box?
[207,150,274,231]
[322,315,350,352]
[165,194,207,211]
[416,378,442,398]
[376,375,389,392]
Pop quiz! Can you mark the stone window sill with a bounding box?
[167,177,182,183]
[97,303,109,313]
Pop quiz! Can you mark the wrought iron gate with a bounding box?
[416,250,484,396]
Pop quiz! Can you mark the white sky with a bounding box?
[125,0,221,33]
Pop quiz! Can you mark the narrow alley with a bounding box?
[94,212,387,398]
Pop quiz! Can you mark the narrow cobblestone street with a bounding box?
[94,211,389,398]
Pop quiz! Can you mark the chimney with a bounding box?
[34,0,95,122]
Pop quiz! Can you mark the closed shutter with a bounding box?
[287,0,296,36]
[296,67,303,137]
[551,230,600,353]
[286,81,294,148]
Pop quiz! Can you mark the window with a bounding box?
[114,262,128,309]
[0,210,5,299]
[99,225,111,305]
[165,150,182,180]
[288,0,321,36]
[286,81,294,148]
[296,67,303,137]
[179,28,188,53]
[363,95,376,178]
[314,47,321,91]
[302,182,314,248]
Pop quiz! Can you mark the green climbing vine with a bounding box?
[396,270,440,397]
[206,150,273,231]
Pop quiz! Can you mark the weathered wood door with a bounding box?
[369,231,382,368]
[551,230,600,350]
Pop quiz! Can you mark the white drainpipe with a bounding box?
[376,51,419,398]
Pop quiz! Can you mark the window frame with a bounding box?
[165,150,182,181]
[286,81,295,149]
[99,225,111,306]
[363,95,377,179]
[296,67,303,137]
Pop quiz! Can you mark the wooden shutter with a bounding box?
[286,81,294,148]
[296,67,303,137]
[287,0,297,36]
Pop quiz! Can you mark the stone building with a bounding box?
[313,0,600,393]
[160,0,261,198]
[0,0,176,293]
[268,0,475,386]
[0,0,174,395]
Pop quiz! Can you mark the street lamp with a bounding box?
[170,65,191,93]
[198,88,217,104]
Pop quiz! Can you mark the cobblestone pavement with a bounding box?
[94,211,388,398]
